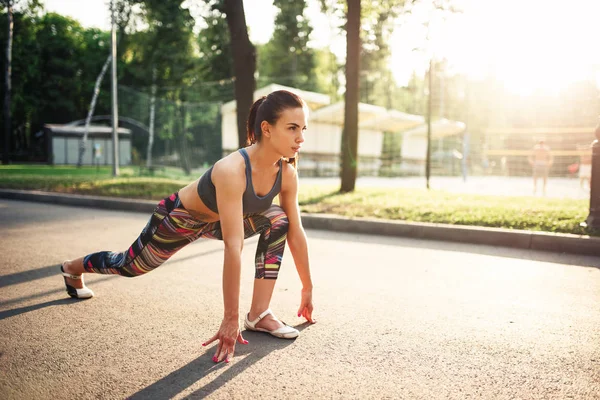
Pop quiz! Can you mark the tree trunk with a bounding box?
[77,54,111,167]
[224,0,256,148]
[146,66,157,168]
[2,1,13,164]
[340,0,360,192]
[179,101,191,175]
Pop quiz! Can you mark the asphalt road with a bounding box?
[1,199,599,400]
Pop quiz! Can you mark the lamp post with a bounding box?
[584,119,600,229]
[425,57,432,190]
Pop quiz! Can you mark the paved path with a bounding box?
[1,200,599,399]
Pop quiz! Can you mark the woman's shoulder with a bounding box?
[280,159,299,191]
[212,151,246,183]
[281,159,297,176]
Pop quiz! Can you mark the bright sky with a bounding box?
[43,0,600,95]
[392,0,600,95]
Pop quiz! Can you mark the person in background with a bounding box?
[528,140,553,195]
[579,145,592,190]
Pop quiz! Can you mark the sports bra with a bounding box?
[197,148,283,214]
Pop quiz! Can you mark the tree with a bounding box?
[0,9,36,160]
[319,0,406,191]
[223,0,255,149]
[190,0,235,104]
[35,14,88,125]
[148,0,196,173]
[359,1,402,107]
[77,54,111,167]
[340,0,360,192]
[197,0,232,83]
[259,0,317,91]
[1,0,13,164]
[0,0,38,164]
[0,0,38,163]
[77,0,136,167]
[119,0,197,173]
[313,47,342,102]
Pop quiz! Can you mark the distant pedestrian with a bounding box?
[528,140,553,195]
[60,90,316,364]
[579,145,592,190]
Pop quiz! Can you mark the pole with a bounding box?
[110,0,119,176]
[2,2,13,164]
[425,58,432,189]
[584,120,600,229]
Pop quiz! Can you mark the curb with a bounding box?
[1,188,599,257]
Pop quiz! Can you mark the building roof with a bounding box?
[221,83,466,136]
[44,124,132,137]
[358,109,425,132]
[310,102,426,133]
[310,102,385,125]
[402,118,466,138]
[221,83,331,113]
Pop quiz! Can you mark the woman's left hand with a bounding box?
[297,288,315,323]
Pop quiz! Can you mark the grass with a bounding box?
[296,186,591,235]
[0,164,595,236]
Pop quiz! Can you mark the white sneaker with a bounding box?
[244,309,299,339]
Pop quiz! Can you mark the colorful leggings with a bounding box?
[83,192,289,279]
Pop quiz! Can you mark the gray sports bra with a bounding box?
[197,148,283,214]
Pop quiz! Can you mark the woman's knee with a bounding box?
[83,251,159,278]
[266,204,289,232]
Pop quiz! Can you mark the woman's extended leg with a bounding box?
[61,193,209,297]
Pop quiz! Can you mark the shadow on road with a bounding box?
[0,264,62,289]
[128,322,312,399]
[0,245,225,290]
[0,298,75,320]
[307,230,600,270]
[0,275,116,308]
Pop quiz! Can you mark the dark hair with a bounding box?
[246,90,307,167]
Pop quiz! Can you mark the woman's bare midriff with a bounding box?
[178,179,220,222]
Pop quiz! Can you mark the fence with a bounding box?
[116,78,599,188]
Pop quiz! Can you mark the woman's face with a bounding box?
[264,107,307,158]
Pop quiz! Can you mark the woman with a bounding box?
[60,90,315,364]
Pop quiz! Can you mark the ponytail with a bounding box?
[246,96,266,145]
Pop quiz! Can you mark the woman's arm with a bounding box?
[202,157,248,362]
[214,160,246,319]
[279,163,315,322]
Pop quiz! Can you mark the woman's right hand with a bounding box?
[202,317,248,363]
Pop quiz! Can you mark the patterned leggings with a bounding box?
[83,192,289,279]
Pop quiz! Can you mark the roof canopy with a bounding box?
[44,124,132,137]
[402,118,466,138]
[310,102,426,133]
[310,102,385,125]
[221,83,466,136]
[221,83,331,113]
[359,109,425,132]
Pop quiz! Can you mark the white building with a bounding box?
[221,83,465,176]
[306,102,425,175]
[220,83,331,153]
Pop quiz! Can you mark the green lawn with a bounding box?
[0,164,594,236]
